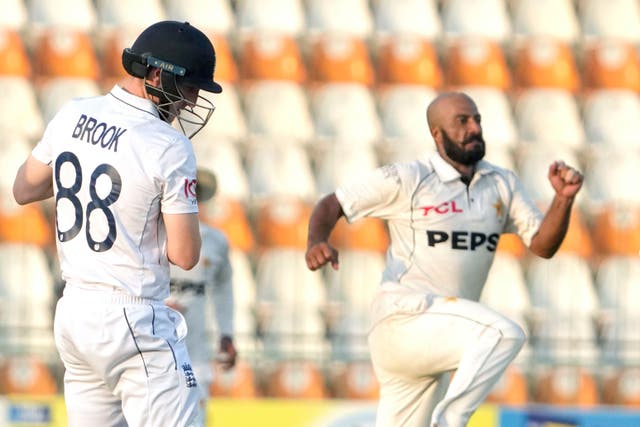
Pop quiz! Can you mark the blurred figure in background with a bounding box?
[167,167,237,418]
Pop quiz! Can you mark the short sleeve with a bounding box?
[159,137,199,214]
[336,163,410,222]
[31,111,61,165]
[503,171,544,247]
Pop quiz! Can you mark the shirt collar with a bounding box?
[428,151,494,183]
[109,84,160,118]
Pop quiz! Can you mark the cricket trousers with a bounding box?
[368,283,526,427]
[53,285,204,427]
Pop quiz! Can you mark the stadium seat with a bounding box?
[582,89,640,148]
[306,0,373,39]
[226,250,258,354]
[456,86,518,150]
[0,356,58,395]
[308,34,375,86]
[191,85,247,144]
[323,249,386,360]
[583,40,640,92]
[0,243,56,356]
[0,77,43,141]
[311,82,382,148]
[201,197,255,254]
[375,35,443,87]
[98,26,140,90]
[486,365,529,405]
[243,80,314,144]
[163,0,235,36]
[238,33,306,83]
[373,0,441,40]
[206,35,238,84]
[512,0,580,44]
[314,144,379,196]
[210,359,260,398]
[580,0,640,44]
[514,88,585,150]
[441,0,511,43]
[513,37,580,93]
[329,218,389,255]
[496,233,527,259]
[95,0,165,33]
[245,140,317,200]
[253,196,312,250]
[377,84,437,144]
[0,28,31,77]
[589,204,640,257]
[330,360,380,399]
[533,365,600,406]
[32,29,100,82]
[444,37,511,89]
[527,254,601,366]
[596,255,640,364]
[1,0,27,31]
[480,253,531,329]
[27,0,97,33]
[236,0,305,37]
[37,77,101,124]
[602,367,640,407]
[264,360,329,398]
[192,137,250,202]
[255,248,329,360]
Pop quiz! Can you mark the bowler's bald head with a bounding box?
[426,92,477,133]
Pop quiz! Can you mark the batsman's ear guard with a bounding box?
[122,48,149,78]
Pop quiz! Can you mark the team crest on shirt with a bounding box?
[493,198,504,219]
[182,363,198,388]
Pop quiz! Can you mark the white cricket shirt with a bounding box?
[167,223,234,363]
[32,85,199,300]
[336,151,543,301]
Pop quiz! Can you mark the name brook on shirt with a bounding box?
[72,114,127,152]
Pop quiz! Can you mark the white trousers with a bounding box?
[53,287,203,427]
[368,284,526,427]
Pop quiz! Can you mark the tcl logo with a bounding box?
[419,201,463,216]
[426,230,499,251]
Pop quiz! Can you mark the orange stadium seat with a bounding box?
[486,365,529,406]
[201,196,255,253]
[602,367,640,407]
[264,360,329,398]
[533,366,600,406]
[254,197,312,250]
[513,37,580,93]
[330,360,380,399]
[208,34,238,84]
[309,34,375,86]
[444,37,511,89]
[0,203,53,248]
[496,233,526,259]
[239,33,305,83]
[376,35,443,87]
[0,356,58,395]
[32,29,100,82]
[329,217,389,254]
[0,28,31,77]
[210,360,260,398]
[583,40,640,92]
[98,27,139,90]
[590,204,640,256]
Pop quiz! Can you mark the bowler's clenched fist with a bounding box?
[306,241,339,271]
[548,160,583,199]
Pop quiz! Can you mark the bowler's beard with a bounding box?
[441,129,485,165]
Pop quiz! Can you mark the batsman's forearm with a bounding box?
[529,195,574,258]
[307,193,344,246]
